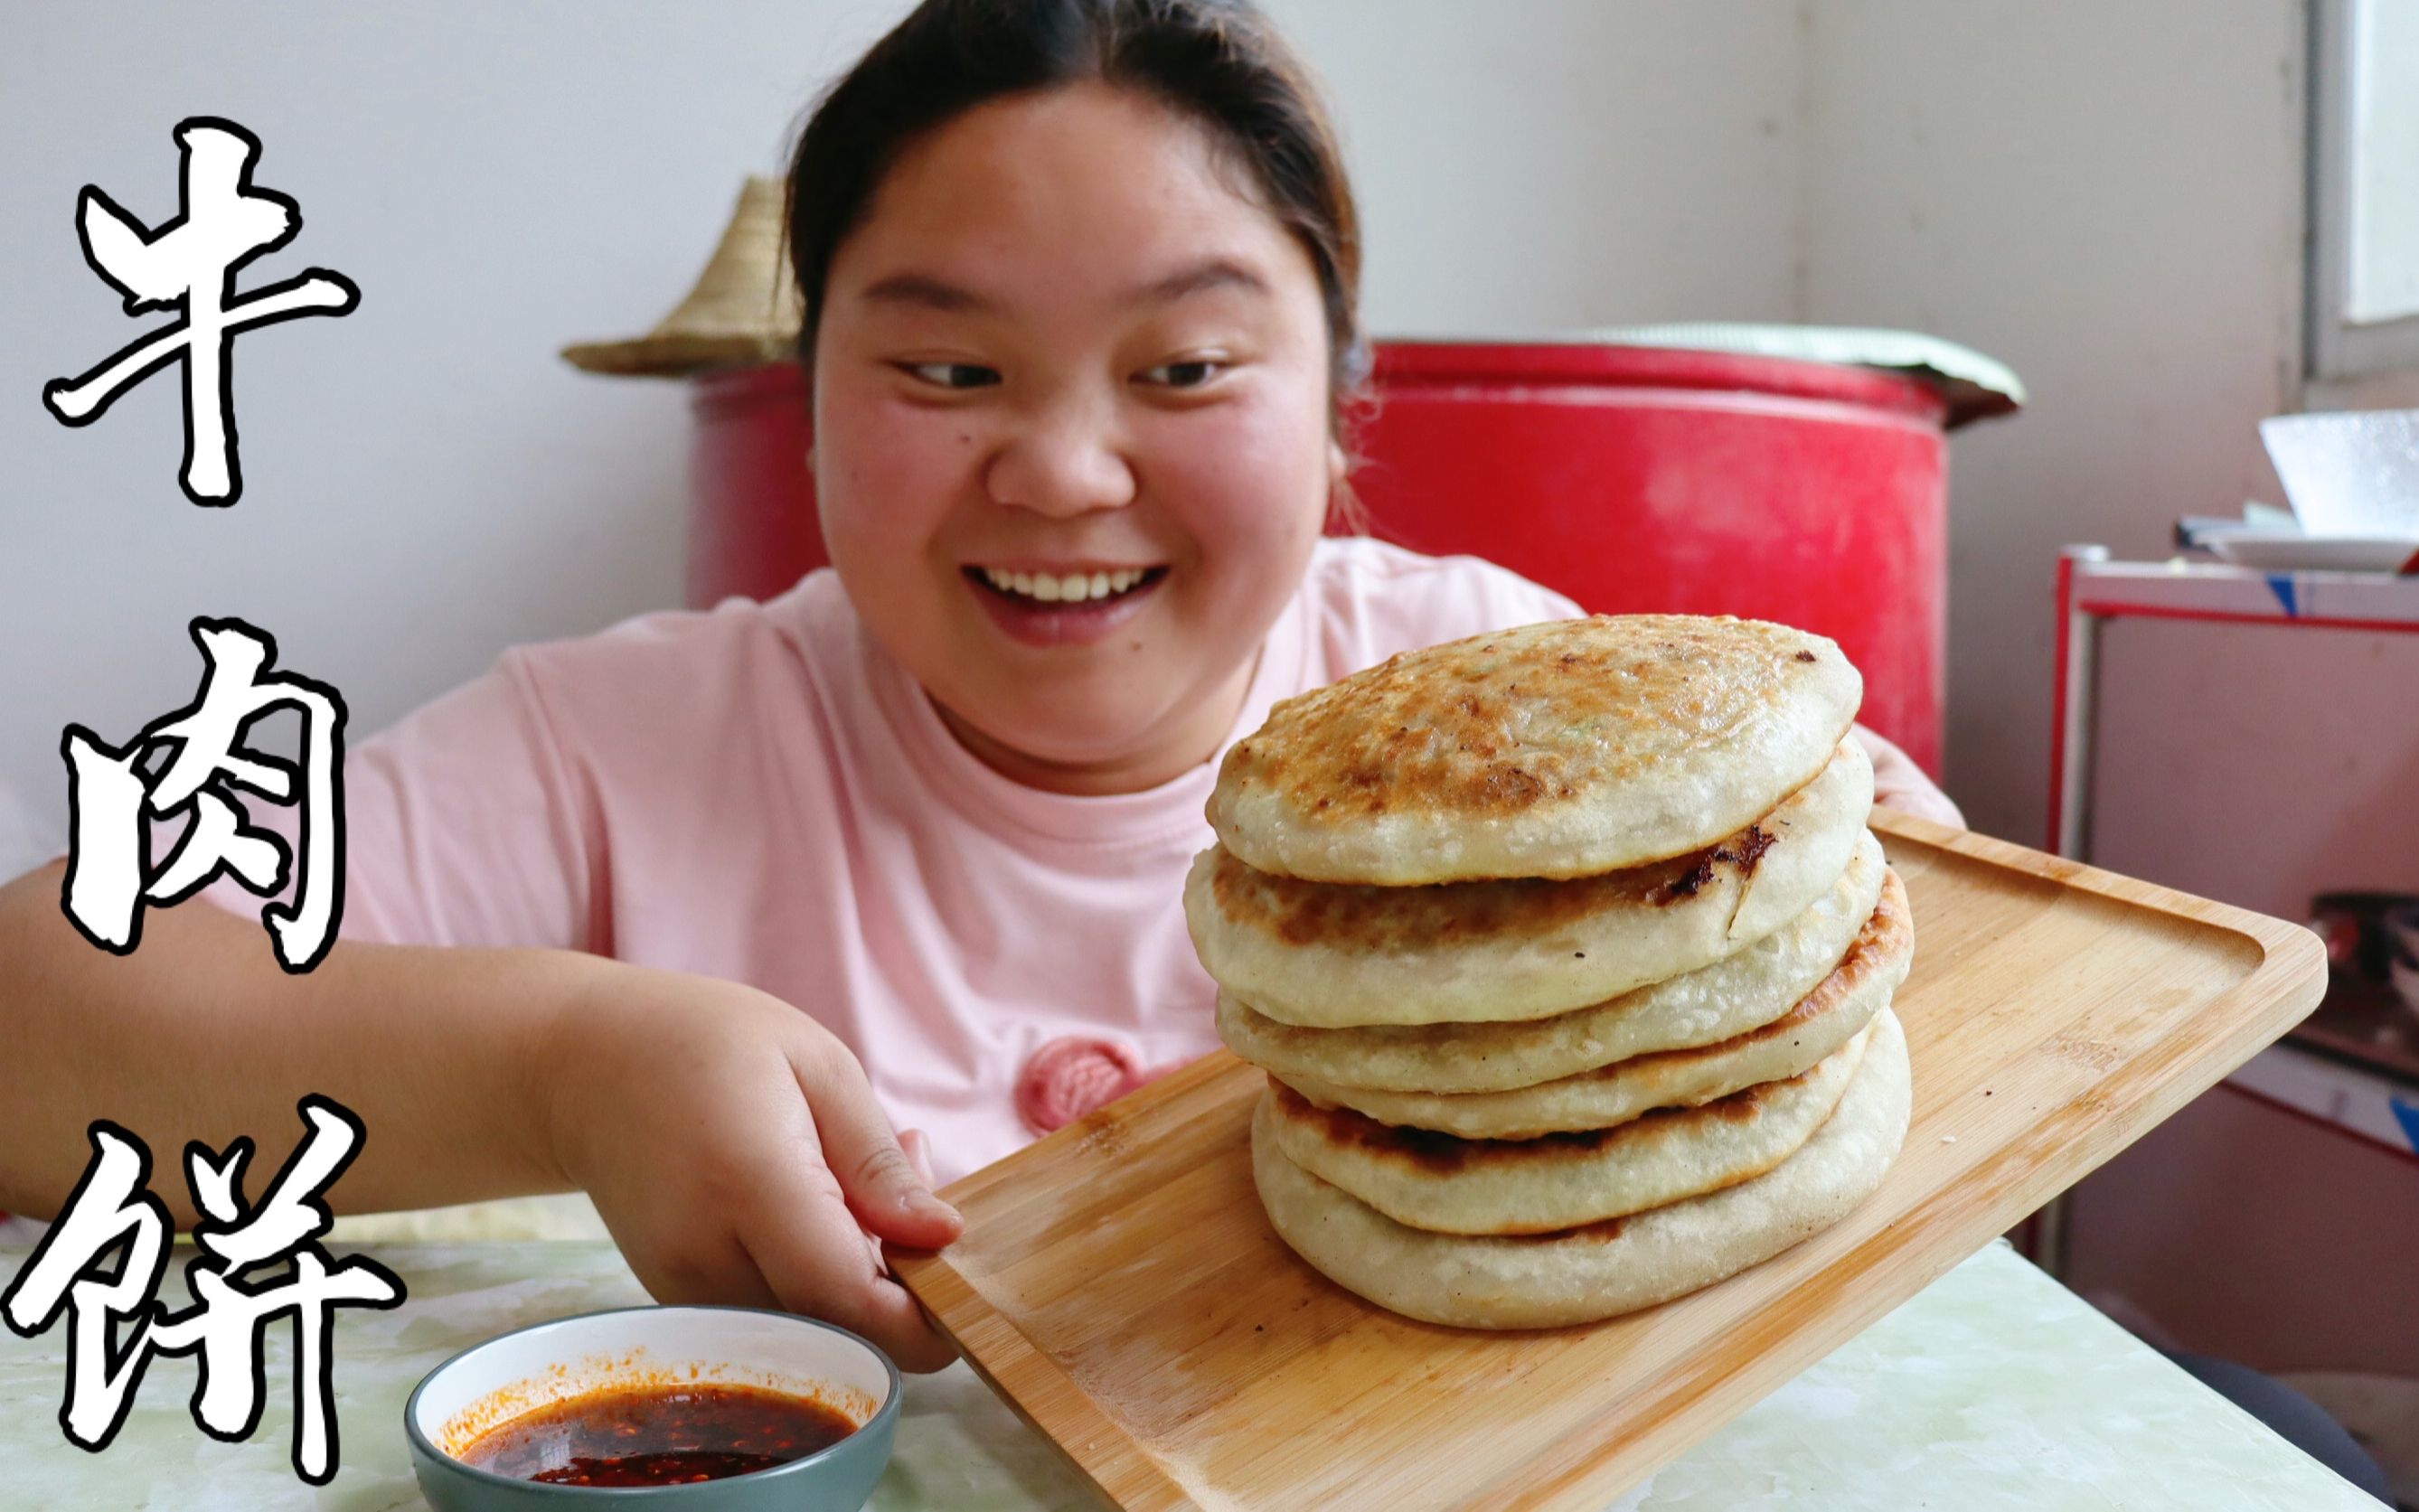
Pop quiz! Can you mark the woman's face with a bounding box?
[813,81,1341,794]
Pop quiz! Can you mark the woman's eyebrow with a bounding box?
[854,258,1268,315]
[858,272,994,315]
[1129,258,1270,305]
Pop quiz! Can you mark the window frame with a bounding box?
[2309,0,2419,380]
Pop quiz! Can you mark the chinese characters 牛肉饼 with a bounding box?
[42,117,357,506]
[0,1098,404,1485]
[61,616,348,973]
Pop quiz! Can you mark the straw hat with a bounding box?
[561,176,804,377]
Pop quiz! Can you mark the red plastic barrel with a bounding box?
[688,341,1949,774]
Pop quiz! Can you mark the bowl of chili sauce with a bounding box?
[406,1305,900,1507]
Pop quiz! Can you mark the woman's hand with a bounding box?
[1851,723,1965,830]
[538,965,965,1372]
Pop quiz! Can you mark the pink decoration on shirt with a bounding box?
[1015,1036,1186,1135]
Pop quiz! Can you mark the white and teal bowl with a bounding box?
[405,1306,900,1510]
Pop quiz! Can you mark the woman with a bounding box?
[0,0,1959,1375]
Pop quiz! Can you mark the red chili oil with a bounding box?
[456,1381,859,1487]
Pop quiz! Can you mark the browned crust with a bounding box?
[1210,615,1842,841]
[1270,1062,1814,1175]
[1207,797,1818,952]
[1210,843,1703,949]
[1555,867,1909,1087]
[1281,1155,1640,1245]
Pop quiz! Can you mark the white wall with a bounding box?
[5,2,908,858]
[0,0,1809,869]
[1793,0,2415,916]
[1793,0,2412,910]
[1270,0,1806,334]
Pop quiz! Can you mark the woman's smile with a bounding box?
[962,562,1172,647]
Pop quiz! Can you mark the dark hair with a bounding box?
[784,0,1369,431]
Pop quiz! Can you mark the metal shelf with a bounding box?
[2066,556,2419,630]
[2028,549,2419,1271]
[2228,1035,2419,1160]
[2049,549,2419,1096]
[2050,548,2419,859]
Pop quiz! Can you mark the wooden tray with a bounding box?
[890,812,2325,1510]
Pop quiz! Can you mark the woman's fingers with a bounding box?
[737,1158,961,1373]
[622,1176,955,1371]
[1878,785,1967,828]
[621,1225,783,1314]
[899,1127,937,1188]
[794,1045,964,1249]
[554,981,962,1374]
[1850,723,1967,831]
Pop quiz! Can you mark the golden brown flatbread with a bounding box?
[1209,615,1861,885]
[1264,1019,1871,1237]
[1214,837,1890,1093]
[1275,868,1911,1137]
[1188,742,1873,1028]
[1252,1009,1913,1329]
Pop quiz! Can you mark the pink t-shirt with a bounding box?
[237,538,1577,1186]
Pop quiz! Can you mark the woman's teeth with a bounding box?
[979,567,1151,604]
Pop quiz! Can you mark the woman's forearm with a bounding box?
[0,860,611,1226]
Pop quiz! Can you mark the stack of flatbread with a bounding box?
[1184,615,1915,1329]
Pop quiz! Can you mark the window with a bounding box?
[2311,0,2419,377]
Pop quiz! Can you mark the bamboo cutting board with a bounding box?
[889,812,2325,1511]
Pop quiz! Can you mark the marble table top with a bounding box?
[0,1239,2376,1510]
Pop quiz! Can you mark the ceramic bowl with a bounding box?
[406,1306,899,1509]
